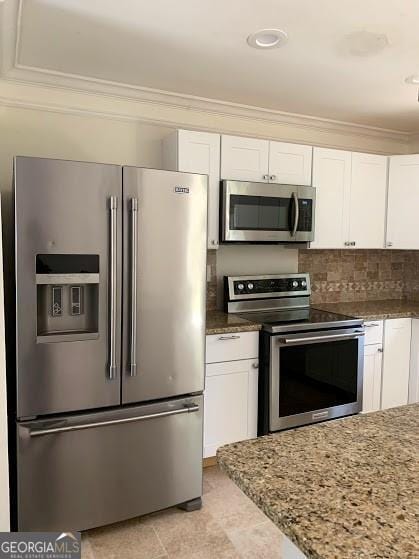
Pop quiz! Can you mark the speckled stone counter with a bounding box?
[314,299,419,321]
[206,310,262,335]
[217,405,419,559]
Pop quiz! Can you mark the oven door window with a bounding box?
[277,339,359,417]
[229,194,312,232]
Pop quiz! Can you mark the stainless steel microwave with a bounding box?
[220,180,315,243]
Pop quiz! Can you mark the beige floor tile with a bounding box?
[227,520,284,559]
[203,480,266,532]
[146,507,234,557]
[87,517,166,559]
[81,534,95,559]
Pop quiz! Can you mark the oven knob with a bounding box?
[292,280,299,288]
[237,283,245,291]
[301,280,307,288]
[247,282,254,290]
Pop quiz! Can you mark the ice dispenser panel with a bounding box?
[36,254,99,342]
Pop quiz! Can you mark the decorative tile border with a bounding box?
[299,249,419,303]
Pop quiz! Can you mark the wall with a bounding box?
[299,249,419,304]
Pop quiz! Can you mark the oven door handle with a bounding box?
[279,331,365,345]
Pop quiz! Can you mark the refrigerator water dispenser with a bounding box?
[36,254,99,342]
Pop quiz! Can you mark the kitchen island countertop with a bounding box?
[217,404,419,559]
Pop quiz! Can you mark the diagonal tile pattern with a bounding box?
[82,466,285,558]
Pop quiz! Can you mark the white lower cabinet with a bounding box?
[362,344,383,413]
[382,318,412,409]
[409,319,419,404]
[204,332,259,458]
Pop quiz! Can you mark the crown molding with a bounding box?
[0,0,414,154]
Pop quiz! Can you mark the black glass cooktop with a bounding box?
[237,307,363,334]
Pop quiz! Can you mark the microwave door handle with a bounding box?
[291,192,299,237]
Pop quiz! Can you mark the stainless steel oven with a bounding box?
[264,326,364,432]
[221,180,315,243]
[224,273,364,435]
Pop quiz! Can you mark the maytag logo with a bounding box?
[174,186,190,194]
[0,532,81,559]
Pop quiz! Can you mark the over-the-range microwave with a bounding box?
[220,180,316,243]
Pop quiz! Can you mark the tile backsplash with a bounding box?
[299,249,419,304]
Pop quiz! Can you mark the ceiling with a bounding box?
[3,0,419,132]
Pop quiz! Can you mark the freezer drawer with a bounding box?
[16,396,203,531]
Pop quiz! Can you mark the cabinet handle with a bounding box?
[218,335,241,341]
[262,174,269,181]
[365,323,380,328]
[270,175,276,181]
[378,348,383,353]
[352,241,356,246]
[387,242,393,247]
[344,241,351,247]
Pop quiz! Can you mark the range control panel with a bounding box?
[226,274,311,300]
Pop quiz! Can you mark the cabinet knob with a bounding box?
[262,174,269,181]
[378,348,383,353]
[344,241,351,246]
[270,175,276,181]
[252,362,259,369]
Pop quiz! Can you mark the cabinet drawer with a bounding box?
[364,320,383,345]
[206,331,259,364]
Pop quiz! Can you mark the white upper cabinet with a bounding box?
[268,141,312,185]
[387,155,419,249]
[221,135,269,182]
[163,129,221,249]
[221,135,312,185]
[349,153,387,249]
[311,148,387,249]
[311,147,351,249]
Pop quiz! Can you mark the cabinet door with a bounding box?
[163,130,221,249]
[221,135,269,182]
[349,153,387,249]
[409,319,419,404]
[178,131,221,249]
[268,141,312,185]
[204,359,258,458]
[310,147,351,249]
[382,318,412,409]
[362,344,383,413]
[387,155,419,249]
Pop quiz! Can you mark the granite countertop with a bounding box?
[314,299,419,321]
[217,405,419,559]
[206,310,262,335]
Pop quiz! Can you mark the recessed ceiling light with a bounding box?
[247,29,288,50]
[405,74,419,85]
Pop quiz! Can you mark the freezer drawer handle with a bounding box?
[27,404,200,437]
[108,196,118,380]
[129,197,138,376]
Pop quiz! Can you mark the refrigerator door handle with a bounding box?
[108,196,118,380]
[129,197,138,376]
[26,404,200,437]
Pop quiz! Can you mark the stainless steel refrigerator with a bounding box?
[12,156,207,531]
